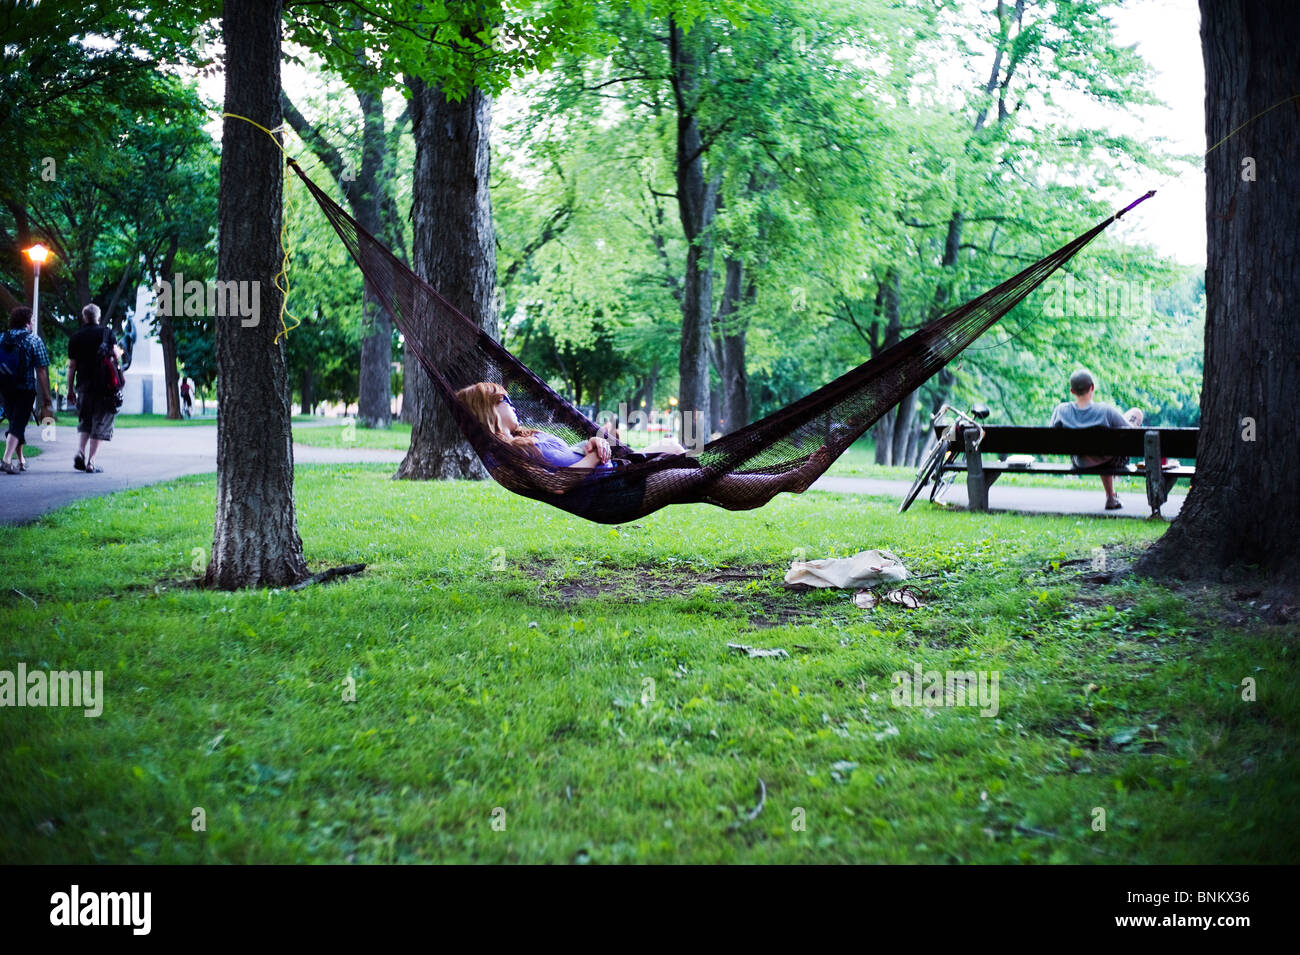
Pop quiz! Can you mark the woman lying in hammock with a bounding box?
[456,381,831,502]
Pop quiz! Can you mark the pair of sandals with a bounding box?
[0,459,26,474]
[73,453,103,474]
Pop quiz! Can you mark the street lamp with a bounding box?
[24,244,49,338]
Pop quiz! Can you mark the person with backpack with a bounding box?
[179,376,193,417]
[0,306,54,475]
[65,303,122,474]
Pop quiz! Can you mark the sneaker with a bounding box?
[74,453,85,471]
[0,460,17,475]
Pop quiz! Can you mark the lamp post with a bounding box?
[24,244,49,338]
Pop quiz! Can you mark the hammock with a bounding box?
[288,158,1151,524]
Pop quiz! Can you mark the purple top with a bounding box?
[532,432,611,469]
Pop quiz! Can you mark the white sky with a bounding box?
[1099,0,1206,265]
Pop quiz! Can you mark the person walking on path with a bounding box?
[0,306,54,475]
[65,303,121,474]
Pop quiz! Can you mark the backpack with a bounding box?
[96,327,125,409]
[0,331,29,392]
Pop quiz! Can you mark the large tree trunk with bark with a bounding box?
[669,16,716,440]
[1137,0,1300,584]
[354,86,393,429]
[206,0,308,590]
[873,271,904,465]
[156,236,182,419]
[395,76,496,480]
[714,256,750,433]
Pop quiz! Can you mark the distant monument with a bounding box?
[121,285,168,415]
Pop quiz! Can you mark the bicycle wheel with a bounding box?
[899,441,946,514]
[928,447,958,502]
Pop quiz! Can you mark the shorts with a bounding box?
[76,387,116,441]
[1072,454,1128,470]
[3,388,36,445]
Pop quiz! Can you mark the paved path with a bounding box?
[809,475,1183,520]
[0,424,1182,525]
[0,424,403,525]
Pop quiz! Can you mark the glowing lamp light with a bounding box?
[24,244,49,265]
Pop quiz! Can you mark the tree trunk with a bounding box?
[401,340,420,423]
[395,76,497,480]
[871,271,900,464]
[156,236,182,419]
[715,256,750,433]
[355,87,393,429]
[206,0,308,590]
[891,387,919,465]
[669,15,716,437]
[1137,0,1300,584]
[158,312,181,420]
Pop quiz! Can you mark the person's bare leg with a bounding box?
[1101,473,1115,500]
[85,437,102,467]
[3,433,17,465]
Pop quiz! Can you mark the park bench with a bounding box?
[934,425,1198,517]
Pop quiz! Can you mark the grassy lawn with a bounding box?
[51,412,216,428]
[292,421,412,450]
[1,467,1292,864]
[49,413,327,429]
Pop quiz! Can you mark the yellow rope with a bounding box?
[221,112,301,343]
[1151,92,1300,194]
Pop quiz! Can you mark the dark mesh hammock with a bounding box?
[289,157,1151,525]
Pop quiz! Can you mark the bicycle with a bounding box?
[898,403,990,513]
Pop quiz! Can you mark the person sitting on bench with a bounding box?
[1048,369,1143,511]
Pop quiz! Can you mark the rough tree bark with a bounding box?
[205,0,308,590]
[1137,0,1299,584]
[716,264,752,432]
[669,15,717,438]
[154,235,182,419]
[395,76,497,480]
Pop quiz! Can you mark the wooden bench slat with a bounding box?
[932,425,1198,458]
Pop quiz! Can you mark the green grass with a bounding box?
[1,468,1292,864]
[51,412,216,428]
[293,421,412,449]
[50,413,328,429]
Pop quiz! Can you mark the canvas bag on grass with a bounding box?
[784,549,909,589]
